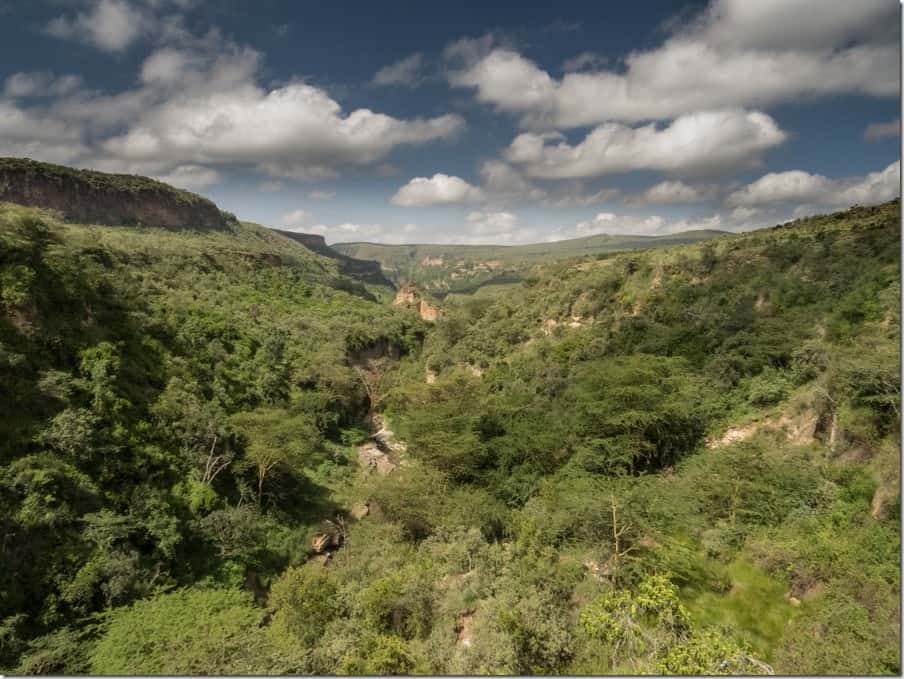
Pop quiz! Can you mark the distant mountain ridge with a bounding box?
[274,230,394,288]
[333,228,728,296]
[0,157,231,229]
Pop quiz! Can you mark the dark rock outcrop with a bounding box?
[276,230,393,288]
[0,157,230,229]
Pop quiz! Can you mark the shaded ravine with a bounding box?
[309,413,408,564]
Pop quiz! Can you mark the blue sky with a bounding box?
[0,0,899,243]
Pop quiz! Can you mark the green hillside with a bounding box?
[0,196,899,675]
[334,229,727,296]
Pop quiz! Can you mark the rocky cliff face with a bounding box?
[392,283,441,321]
[275,230,393,288]
[0,158,230,229]
[279,231,332,254]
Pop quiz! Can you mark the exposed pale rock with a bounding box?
[312,532,342,554]
[455,611,476,648]
[392,282,441,321]
[358,442,396,475]
[419,299,441,321]
[393,285,418,307]
[465,364,484,377]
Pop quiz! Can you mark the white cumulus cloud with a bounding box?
[571,212,667,237]
[446,1,898,129]
[478,160,547,202]
[504,110,786,179]
[45,0,148,52]
[460,210,539,244]
[373,53,425,87]
[154,164,221,190]
[631,180,712,205]
[10,29,464,184]
[309,221,419,244]
[278,209,310,230]
[697,0,898,51]
[864,118,900,141]
[726,161,900,207]
[561,52,607,73]
[466,210,517,234]
[101,74,464,179]
[4,72,83,98]
[391,173,484,206]
[0,101,88,164]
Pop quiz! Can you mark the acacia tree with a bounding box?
[578,574,773,674]
[354,357,396,419]
[608,494,636,585]
[250,448,279,504]
[230,409,319,504]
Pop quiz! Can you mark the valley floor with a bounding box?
[0,200,899,675]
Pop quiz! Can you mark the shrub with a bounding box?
[89,588,277,675]
[337,633,417,675]
[269,566,339,647]
[746,368,791,406]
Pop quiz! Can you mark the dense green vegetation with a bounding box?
[334,229,726,296]
[0,198,899,675]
